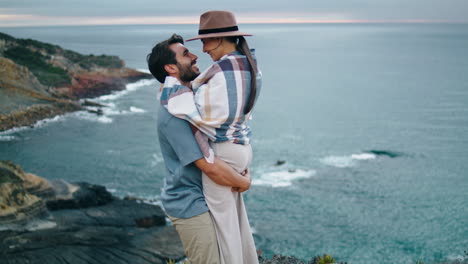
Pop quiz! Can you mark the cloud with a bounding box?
[0,0,467,27]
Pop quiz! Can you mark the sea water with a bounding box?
[1,23,467,264]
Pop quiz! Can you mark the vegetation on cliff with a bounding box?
[0,32,151,132]
[0,32,126,87]
[4,46,71,87]
[63,49,124,69]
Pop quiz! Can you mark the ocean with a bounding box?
[0,23,467,264]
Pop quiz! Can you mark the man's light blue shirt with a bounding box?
[157,105,208,219]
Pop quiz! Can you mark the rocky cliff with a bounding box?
[0,32,151,131]
[0,161,185,264]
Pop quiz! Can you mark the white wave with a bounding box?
[320,152,378,168]
[101,106,146,116]
[104,102,116,108]
[252,169,316,188]
[320,156,356,168]
[0,114,70,135]
[97,91,128,101]
[0,135,18,141]
[130,106,146,113]
[33,115,67,128]
[0,80,154,134]
[73,111,113,123]
[106,149,121,155]
[95,79,156,102]
[150,153,164,167]
[127,79,155,90]
[120,192,162,207]
[101,107,124,116]
[77,102,146,124]
[136,68,151,74]
[143,198,163,207]
[447,254,466,261]
[0,125,30,135]
[351,153,377,160]
[250,226,257,234]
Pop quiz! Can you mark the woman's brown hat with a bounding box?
[186,10,252,41]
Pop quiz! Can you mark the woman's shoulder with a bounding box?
[216,53,249,70]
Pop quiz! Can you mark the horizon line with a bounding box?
[1,19,467,28]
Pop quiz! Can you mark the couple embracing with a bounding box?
[147,10,262,264]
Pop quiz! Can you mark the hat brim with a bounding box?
[186,31,252,41]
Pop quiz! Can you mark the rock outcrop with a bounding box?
[0,161,185,263]
[0,161,47,225]
[0,32,152,132]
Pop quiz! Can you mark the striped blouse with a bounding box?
[160,51,261,162]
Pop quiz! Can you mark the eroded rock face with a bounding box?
[0,161,47,225]
[0,161,185,264]
[0,32,152,132]
[0,57,49,96]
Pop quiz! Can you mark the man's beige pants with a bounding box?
[169,212,220,264]
[202,142,259,264]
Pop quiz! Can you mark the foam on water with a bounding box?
[137,68,151,74]
[0,135,18,141]
[250,226,257,234]
[71,79,153,122]
[447,254,466,262]
[252,169,316,187]
[351,153,377,160]
[73,111,113,123]
[118,192,162,207]
[0,114,70,136]
[0,125,30,135]
[320,152,378,168]
[320,155,357,168]
[129,106,146,113]
[96,79,156,102]
[76,104,147,125]
[0,79,155,135]
[150,153,164,167]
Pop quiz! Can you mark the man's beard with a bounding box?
[177,62,200,83]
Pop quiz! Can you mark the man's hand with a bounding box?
[232,168,251,193]
[195,158,250,189]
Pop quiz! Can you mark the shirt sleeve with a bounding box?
[160,113,204,166]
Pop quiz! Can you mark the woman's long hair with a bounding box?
[226,36,258,114]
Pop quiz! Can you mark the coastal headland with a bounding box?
[0,160,186,263]
[0,32,152,132]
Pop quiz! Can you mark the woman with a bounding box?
[161,10,261,264]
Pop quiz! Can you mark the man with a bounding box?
[147,34,251,264]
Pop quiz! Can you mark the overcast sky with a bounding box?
[1,0,467,27]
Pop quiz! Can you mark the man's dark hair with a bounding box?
[147,34,184,83]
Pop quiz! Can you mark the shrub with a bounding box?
[4,46,71,87]
[17,38,59,54]
[0,32,15,41]
[311,254,338,264]
[63,49,123,69]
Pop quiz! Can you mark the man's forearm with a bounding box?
[194,157,250,189]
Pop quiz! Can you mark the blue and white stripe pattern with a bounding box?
[160,51,261,162]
